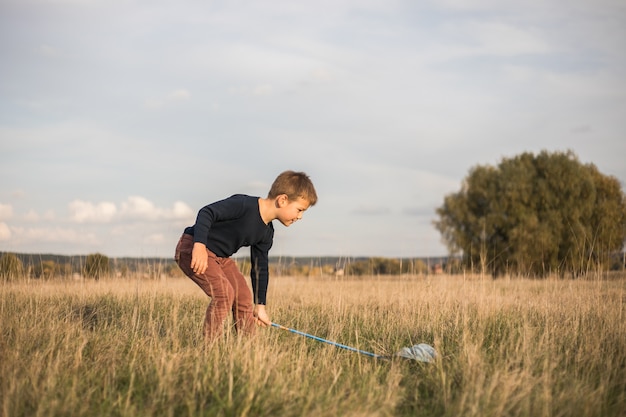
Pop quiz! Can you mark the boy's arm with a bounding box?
[191,242,208,274]
[190,195,247,275]
[251,236,273,326]
[250,246,271,301]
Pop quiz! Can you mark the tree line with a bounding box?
[0,252,454,281]
[0,252,182,281]
[1,249,622,282]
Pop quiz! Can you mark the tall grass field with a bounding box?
[2,274,625,416]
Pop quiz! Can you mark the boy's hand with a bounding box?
[191,242,209,274]
[254,305,271,327]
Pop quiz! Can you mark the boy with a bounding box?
[175,171,317,340]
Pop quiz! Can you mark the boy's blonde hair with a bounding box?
[268,171,318,206]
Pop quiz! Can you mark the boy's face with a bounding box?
[276,195,310,227]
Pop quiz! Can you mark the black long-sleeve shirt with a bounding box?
[184,194,274,304]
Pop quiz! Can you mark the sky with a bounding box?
[1,0,625,260]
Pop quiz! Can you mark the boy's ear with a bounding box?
[276,194,289,207]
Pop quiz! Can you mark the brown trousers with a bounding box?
[175,234,256,339]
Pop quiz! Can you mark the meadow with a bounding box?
[1,273,625,417]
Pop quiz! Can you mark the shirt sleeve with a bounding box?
[250,230,273,305]
[193,195,246,245]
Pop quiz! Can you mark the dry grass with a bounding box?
[1,274,625,416]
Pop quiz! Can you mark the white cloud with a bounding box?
[69,200,117,223]
[0,223,11,241]
[171,201,194,219]
[0,204,13,221]
[64,197,192,224]
[22,209,57,222]
[120,196,157,219]
[23,210,39,222]
[120,196,194,221]
[10,226,99,244]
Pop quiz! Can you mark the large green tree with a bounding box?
[84,253,110,280]
[434,150,626,277]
